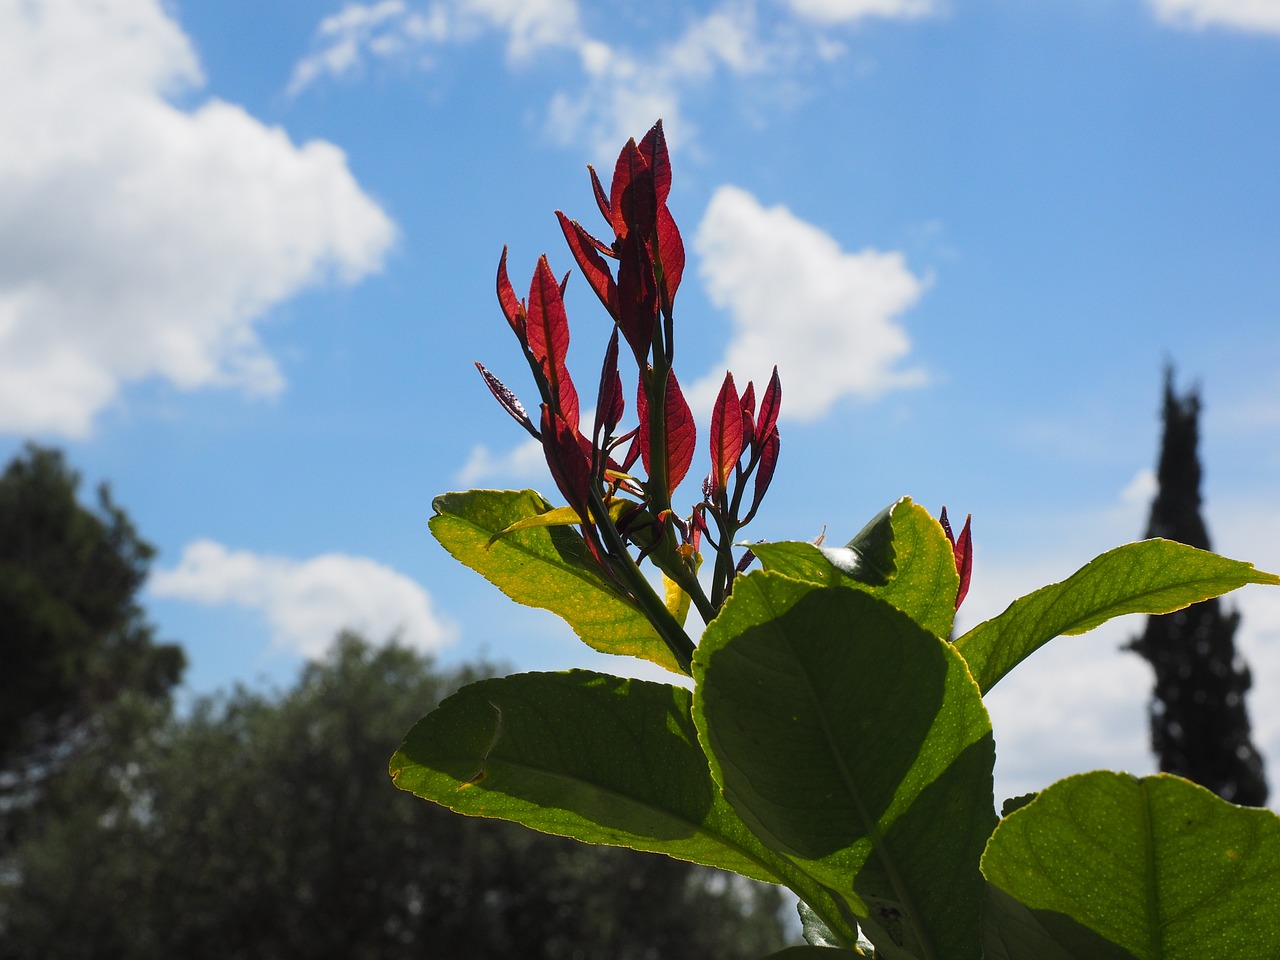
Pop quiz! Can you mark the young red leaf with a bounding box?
[744,428,779,524]
[525,256,581,430]
[540,405,593,521]
[557,212,619,319]
[587,164,612,229]
[655,204,685,308]
[739,381,757,451]
[614,232,658,363]
[940,507,974,610]
[610,139,656,241]
[637,120,671,205]
[475,362,538,438]
[709,372,744,497]
[593,328,625,448]
[496,247,525,340]
[755,366,782,451]
[635,368,697,494]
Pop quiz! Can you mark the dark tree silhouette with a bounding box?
[1127,369,1268,805]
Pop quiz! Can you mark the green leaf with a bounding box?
[430,489,680,673]
[954,539,1280,694]
[390,669,857,945]
[981,772,1280,959]
[751,498,959,640]
[693,573,996,960]
[759,949,869,959]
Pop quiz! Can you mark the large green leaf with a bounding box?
[693,573,996,960]
[751,497,959,640]
[954,539,1280,693]
[430,489,679,672]
[389,669,857,945]
[981,772,1280,959]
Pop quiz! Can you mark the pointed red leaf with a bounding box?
[476,362,537,437]
[540,405,593,521]
[594,328,625,446]
[940,508,974,611]
[614,232,658,363]
[557,212,619,319]
[744,427,779,524]
[709,372,744,496]
[755,366,782,450]
[610,139,656,240]
[655,204,684,308]
[496,247,525,340]
[636,369,696,493]
[637,120,671,204]
[588,164,612,229]
[739,381,757,451]
[525,256,580,430]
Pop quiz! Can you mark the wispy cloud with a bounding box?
[0,0,396,438]
[1148,0,1280,35]
[288,0,938,157]
[150,540,455,659]
[455,437,549,485]
[690,185,926,421]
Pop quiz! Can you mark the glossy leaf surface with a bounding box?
[982,772,1280,959]
[751,498,959,640]
[693,573,996,960]
[430,490,680,672]
[955,539,1280,694]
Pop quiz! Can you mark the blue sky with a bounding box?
[3,0,1279,802]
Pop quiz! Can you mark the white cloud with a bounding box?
[691,185,926,421]
[0,0,396,437]
[1148,0,1280,34]
[289,0,936,158]
[783,0,939,25]
[456,437,549,485]
[149,540,455,659]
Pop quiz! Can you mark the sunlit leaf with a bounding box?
[954,539,1280,694]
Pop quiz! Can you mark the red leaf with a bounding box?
[496,247,525,340]
[540,405,593,521]
[637,120,671,205]
[739,381,757,451]
[525,256,580,431]
[755,366,782,450]
[476,362,537,437]
[610,140,656,241]
[709,372,744,496]
[588,164,612,228]
[744,428,779,524]
[940,507,974,611]
[614,232,657,363]
[557,212,618,319]
[593,328,625,446]
[636,369,697,493]
[655,204,684,308]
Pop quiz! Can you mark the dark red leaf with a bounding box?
[540,405,593,521]
[940,508,974,611]
[476,362,537,438]
[496,247,525,341]
[637,120,671,205]
[588,164,612,229]
[709,372,743,496]
[557,212,619,319]
[614,232,658,363]
[739,381,757,451]
[594,328,625,447]
[525,255,580,431]
[636,368,697,493]
[744,428,779,524]
[755,366,782,450]
[610,140,656,240]
[655,204,684,308]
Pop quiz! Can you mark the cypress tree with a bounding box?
[1127,369,1268,805]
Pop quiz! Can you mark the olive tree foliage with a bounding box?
[0,634,789,960]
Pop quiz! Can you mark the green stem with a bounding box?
[588,488,696,674]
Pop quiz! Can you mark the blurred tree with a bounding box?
[0,444,184,837]
[1127,370,1268,805]
[0,634,789,959]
